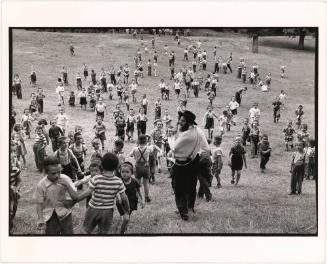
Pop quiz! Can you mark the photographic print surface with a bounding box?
[9,27,317,235]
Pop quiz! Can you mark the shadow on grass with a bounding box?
[259,37,315,53]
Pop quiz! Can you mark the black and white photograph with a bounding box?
[8,26,318,235]
[1,1,326,263]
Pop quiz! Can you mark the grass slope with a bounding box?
[11,30,316,234]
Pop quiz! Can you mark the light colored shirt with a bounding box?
[229,101,239,110]
[172,126,209,160]
[34,175,76,221]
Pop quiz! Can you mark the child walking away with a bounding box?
[34,156,78,235]
[130,79,138,103]
[211,136,223,188]
[33,126,47,173]
[95,97,106,120]
[147,135,162,184]
[289,141,307,195]
[141,94,148,115]
[115,112,126,142]
[21,108,33,139]
[136,107,148,136]
[69,91,75,107]
[76,152,129,234]
[76,72,82,90]
[13,124,27,169]
[83,63,88,80]
[116,162,145,234]
[130,134,152,203]
[36,88,45,114]
[258,134,272,173]
[295,105,304,129]
[183,47,189,61]
[79,88,88,110]
[30,66,37,86]
[126,108,137,142]
[272,96,282,123]
[93,118,106,150]
[154,98,162,120]
[56,80,65,106]
[249,120,261,158]
[203,106,218,139]
[229,136,247,185]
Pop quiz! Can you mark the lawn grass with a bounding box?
[11,29,316,234]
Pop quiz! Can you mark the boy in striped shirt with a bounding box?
[76,152,129,234]
[33,126,47,172]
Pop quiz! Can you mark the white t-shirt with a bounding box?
[174,82,181,90]
[229,101,239,110]
[159,83,166,89]
[56,86,65,95]
[279,93,286,104]
[249,107,261,119]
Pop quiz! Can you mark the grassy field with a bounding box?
[11,29,316,234]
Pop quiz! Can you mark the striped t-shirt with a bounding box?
[88,174,126,209]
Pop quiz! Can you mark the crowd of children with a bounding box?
[9,32,316,234]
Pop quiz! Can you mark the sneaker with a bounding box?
[145,196,152,203]
[288,192,296,195]
[231,180,235,184]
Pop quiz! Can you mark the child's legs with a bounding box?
[143,177,150,198]
[215,169,221,185]
[235,170,241,184]
[290,167,298,193]
[45,211,61,235]
[33,144,39,169]
[231,169,235,180]
[98,209,114,234]
[38,147,46,172]
[296,165,305,193]
[59,213,73,235]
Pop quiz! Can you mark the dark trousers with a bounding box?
[291,164,305,194]
[251,137,259,157]
[33,143,46,172]
[37,99,43,114]
[46,211,73,235]
[172,155,199,218]
[227,63,232,73]
[260,153,270,169]
[197,158,212,200]
[214,63,219,73]
[137,121,147,136]
[101,78,107,92]
[51,138,59,152]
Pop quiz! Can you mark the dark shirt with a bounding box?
[124,178,141,212]
[49,126,64,139]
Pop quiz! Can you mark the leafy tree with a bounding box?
[283,28,316,50]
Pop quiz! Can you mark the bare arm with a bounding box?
[242,154,247,168]
[76,187,93,202]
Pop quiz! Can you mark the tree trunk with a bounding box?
[252,35,259,53]
[298,30,305,50]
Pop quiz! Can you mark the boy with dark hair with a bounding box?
[258,134,272,173]
[34,156,78,235]
[76,152,130,234]
[289,141,307,195]
[130,134,152,202]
